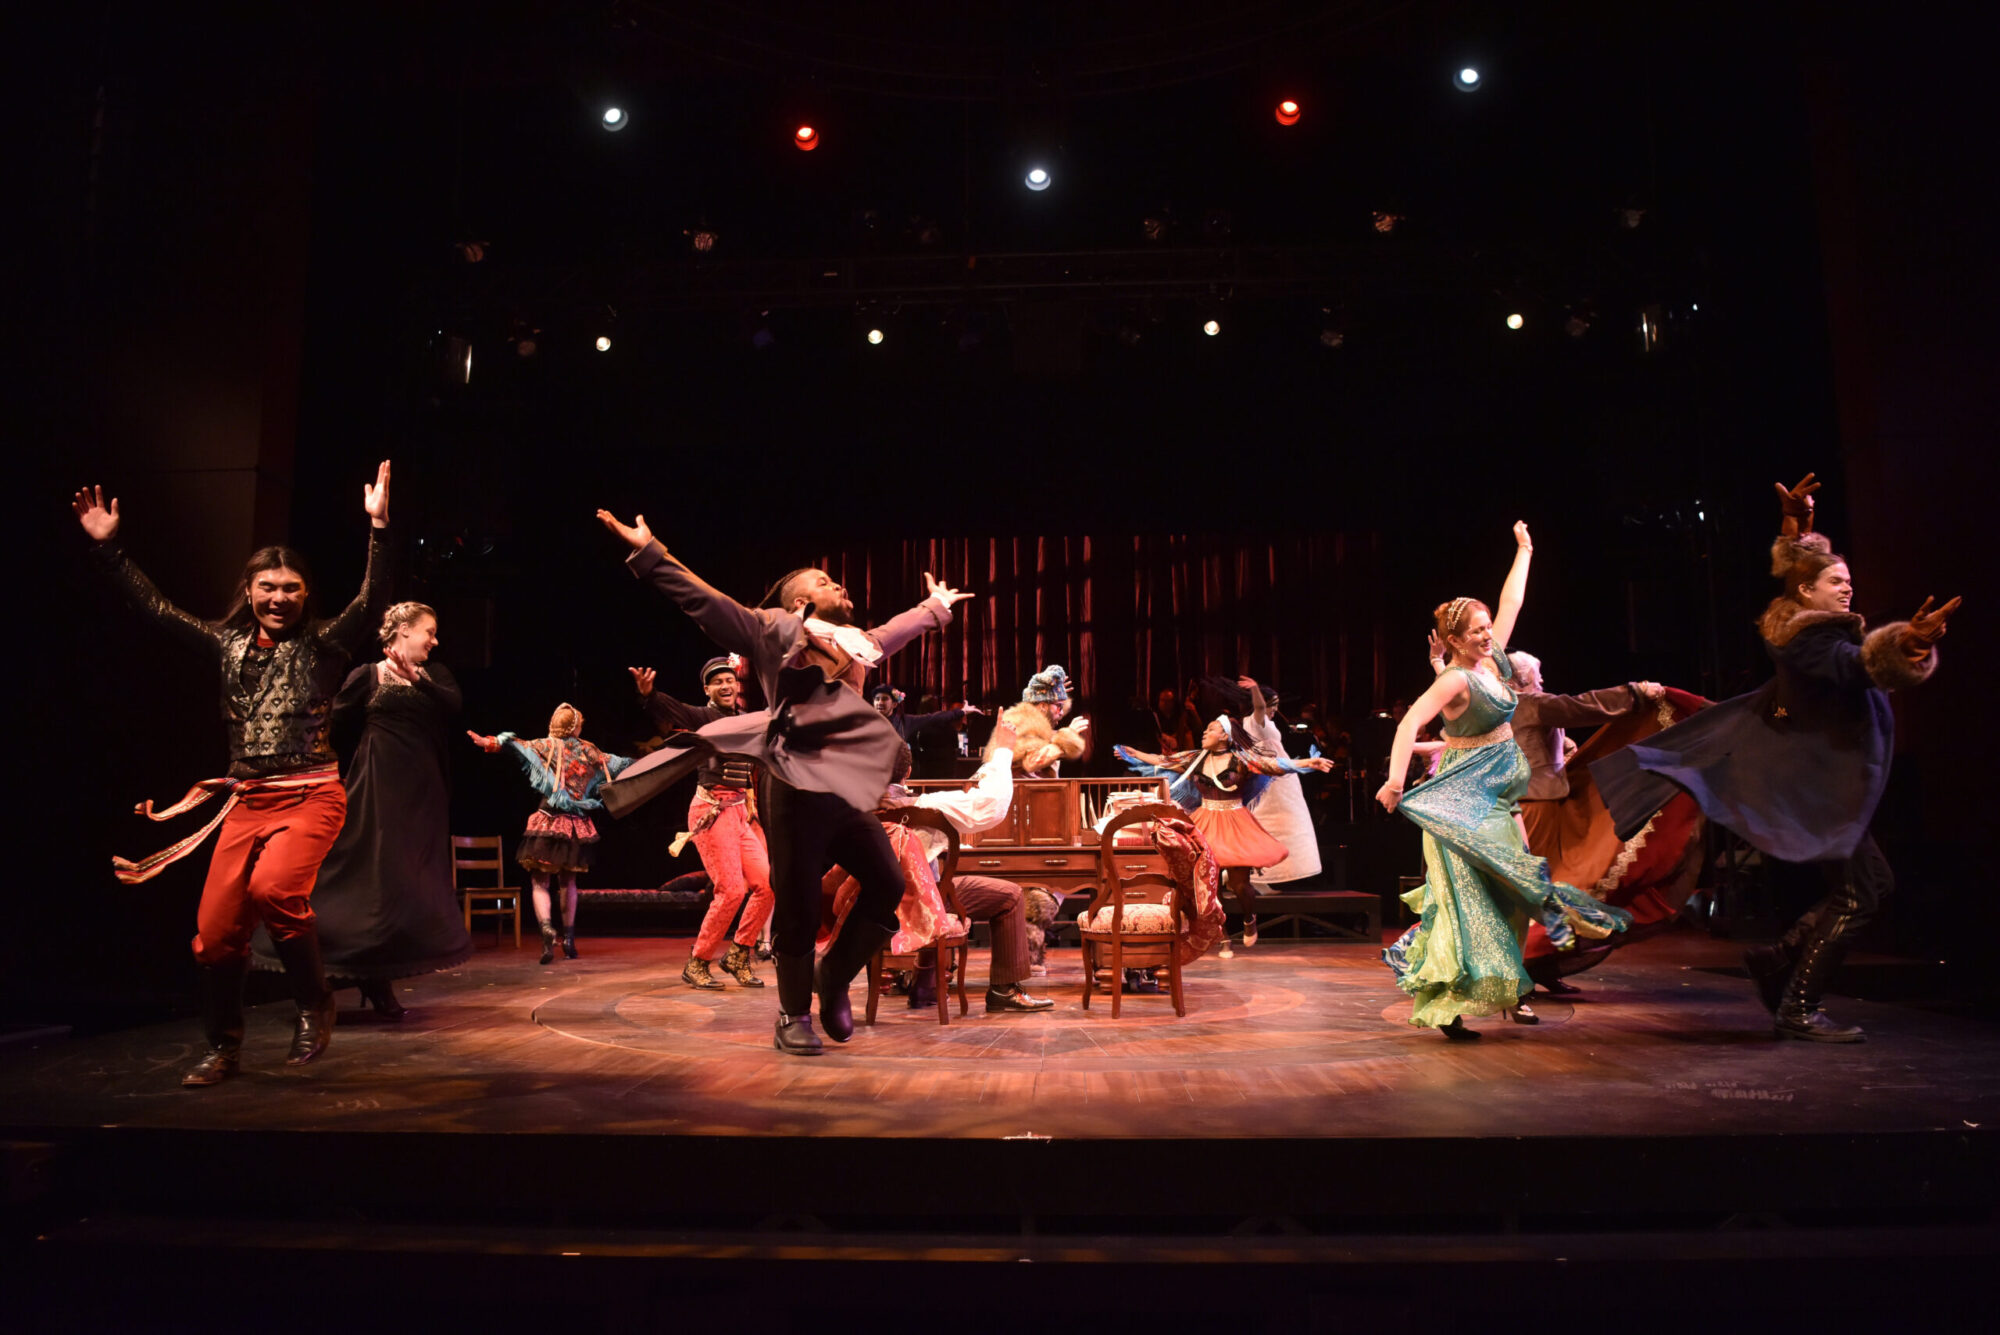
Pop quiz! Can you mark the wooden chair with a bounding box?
[864,807,971,1026]
[1080,803,1193,1017]
[452,835,521,947]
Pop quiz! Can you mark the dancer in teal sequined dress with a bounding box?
[1377,523,1631,1038]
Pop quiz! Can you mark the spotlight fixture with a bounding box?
[794,124,819,151]
[1275,99,1301,126]
[690,228,718,253]
[1506,313,1525,330]
[1319,328,1344,349]
[595,335,613,352]
[1372,211,1402,234]
[867,328,885,345]
[1454,67,1482,92]
[1638,304,1663,353]
[1025,166,1051,192]
[601,106,629,131]
[1203,319,1221,337]
[1620,207,1646,230]
[509,321,541,358]
[1141,215,1168,242]
[1565,313,1591,338]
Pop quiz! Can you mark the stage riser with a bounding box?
[13,1129,1996,1233]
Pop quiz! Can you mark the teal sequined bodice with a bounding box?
[1442,659,1516,737]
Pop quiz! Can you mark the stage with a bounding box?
[6,929,1998,1330]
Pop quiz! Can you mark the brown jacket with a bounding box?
[1512,685,1639,802]
[602,542,951,816]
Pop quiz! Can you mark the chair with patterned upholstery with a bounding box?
[864,806,972,1026]
[1079,802,1192,1017]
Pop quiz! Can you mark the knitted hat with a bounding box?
[1023,665,1071,705]
[700,654,745,687]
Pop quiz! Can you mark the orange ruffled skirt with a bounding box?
[1191,801,1289,871]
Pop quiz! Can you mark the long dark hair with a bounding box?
[220,545,317,632]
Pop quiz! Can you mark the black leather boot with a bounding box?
[182,958,249,1088]
[559,897,579,959]
[271,931,337,1065]
[538,918,558,966]
[771,952,823,1056]
[358,977,406,1020]
[1774,913,1865,1043]
[815,922,893,1043]
[1743,941,1796,1014]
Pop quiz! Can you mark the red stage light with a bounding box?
[1275,99,1301,126]
[794,125,819,151]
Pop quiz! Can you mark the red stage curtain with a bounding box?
[816,532,1387,718]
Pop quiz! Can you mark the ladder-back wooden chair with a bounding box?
[1079,803,1194,1017]
[865,807,971,1026]
[452,834,522,947]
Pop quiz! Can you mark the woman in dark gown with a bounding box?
[254,602,472,1016]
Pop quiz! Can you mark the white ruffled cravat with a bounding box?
[802,616,883,667]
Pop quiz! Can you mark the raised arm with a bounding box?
[599,511,783,660]
[74,484,223,658]
[865,571,968,658]
[316,461,394,655]
[1489,521,1533,652]
[1242,676,1271,731]
[1376,672,1469,812]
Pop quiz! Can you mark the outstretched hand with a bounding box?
[628,666,657,697]
[364,460,391,528]
[1374,781,1402,813]
[72,485,119,541]
[923,571,974,608]
[959,701,986,716]
[1513,520,1533,551]
[1776,472,1820,537]
[465,731,503,753]
[1305,757,1336,772]
[383,644,421,684]
[1907,595,1963,645]
[595,509,654,552]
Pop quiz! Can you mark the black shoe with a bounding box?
[985,985,1056,1013]
[270,932,336,1066]
[906,975,938,1010]
[538,924,558,966]
[562,930,579,960]
[1440,1016,1481,1041]
[183,958,248,1088]
[1122,968,1161,995]
[1772,911,1864,1043]
[1505,1003,1539,1025]
[1539,976,1583,996]
[816,923,893,1044]
[358,978,407,1020]
[774,1010,824,1056]
[1773,1006,1865,1042]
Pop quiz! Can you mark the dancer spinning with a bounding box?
[1376,522,1631,1039]
[1114,688,1336,951]
[468,704,634,964]
[252,601,471,1017]
[73,463,393,1086]
[594,509,967,1056]
[631,656,773,990]
[1595,475,1959,1041]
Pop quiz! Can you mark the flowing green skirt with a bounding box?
[1385,740,1631,1028]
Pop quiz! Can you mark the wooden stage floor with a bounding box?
[6,928,1996,1142]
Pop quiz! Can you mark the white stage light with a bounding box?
[1506,313,1524,330]
[1025,167,1051,192]
[1455,67,1481,92]
[1203,319,1221,337]
[602,106,628,131]
[595,335,612,352]
[867,328,885,345]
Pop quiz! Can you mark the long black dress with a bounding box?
[253,661,473,981]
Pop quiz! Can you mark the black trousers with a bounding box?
[760,777,904,958]
[1785,831,1897,945]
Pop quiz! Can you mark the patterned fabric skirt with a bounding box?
[517,808,600,874]
[1190,801,1289,871]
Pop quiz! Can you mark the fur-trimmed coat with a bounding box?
[1591,596,1934,863]
[986,703,1087,776]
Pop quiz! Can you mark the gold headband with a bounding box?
[1446,597,1473,634]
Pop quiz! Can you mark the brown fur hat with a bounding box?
[988,702,1088,775]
